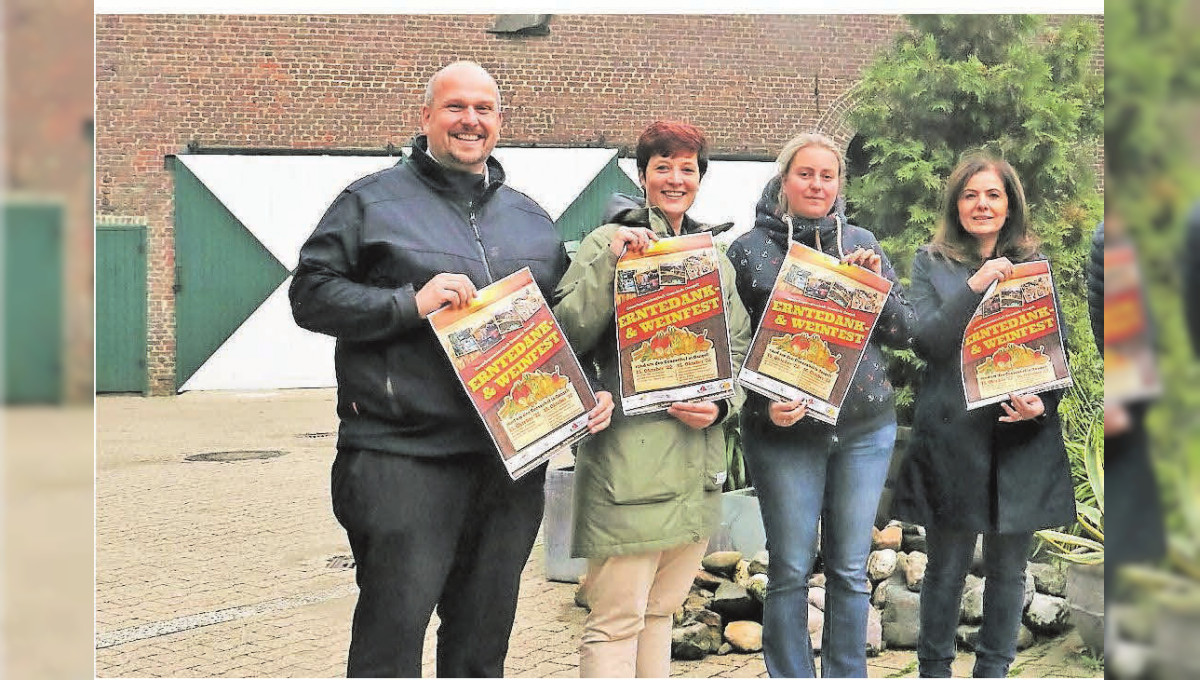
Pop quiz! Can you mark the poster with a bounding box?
[1103,243,1161,403]
[429,268,597,480]
[614,232,735,416]
[962,260,1073,409]
[738,242,892,425]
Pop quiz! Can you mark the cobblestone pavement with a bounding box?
[96,389,1100,678]
[5,405,95,680]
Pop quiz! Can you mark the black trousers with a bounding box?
[331,448,546,678]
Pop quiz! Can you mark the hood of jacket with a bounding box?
[753,174,848,254]
[603,192,735,237]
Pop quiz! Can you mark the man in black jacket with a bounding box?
[290,61,613,678]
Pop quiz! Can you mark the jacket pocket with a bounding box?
[601,418,689,505]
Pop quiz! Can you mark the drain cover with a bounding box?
[185,450,286,463]
[298,432,335,439]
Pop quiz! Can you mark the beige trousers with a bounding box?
[579,539,709,678]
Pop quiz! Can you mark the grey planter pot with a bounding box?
[707,487,767,556]
[1066,562,1105,657]
[543,466,587,583]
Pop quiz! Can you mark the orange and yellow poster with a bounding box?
[429,268,597,480]
[1103,244,1160,403]
[962,260,1073,409]
[615,233,735,416]
[738,242,892,425]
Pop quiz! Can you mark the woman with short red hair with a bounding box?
[553,120,752,677]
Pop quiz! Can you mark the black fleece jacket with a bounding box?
[289,135,568,457]
[726,177,915,440]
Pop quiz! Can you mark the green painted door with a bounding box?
[96,225,148,393]
[4,201,63,403]
[172,160,290,389]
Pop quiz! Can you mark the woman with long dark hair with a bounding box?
[890,153,1075,678]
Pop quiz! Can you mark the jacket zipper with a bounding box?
[468,201,495,284]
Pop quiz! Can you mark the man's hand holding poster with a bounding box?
[429,268,597,479]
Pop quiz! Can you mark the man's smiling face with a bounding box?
[420,64,502,174]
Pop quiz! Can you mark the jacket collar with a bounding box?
[753,174,845,253]
[607,194,733,238]
[407,134,506,204]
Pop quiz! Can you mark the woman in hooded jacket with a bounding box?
[726,132,915,678]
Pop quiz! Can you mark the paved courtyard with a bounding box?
[95,389,1100,678]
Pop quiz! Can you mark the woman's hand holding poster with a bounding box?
[738,242,892,425]
[615,233,736,416]
[961,260,1073,409]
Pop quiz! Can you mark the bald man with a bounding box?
[291,61,613,677]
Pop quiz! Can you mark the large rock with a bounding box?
[688,608,723,629]
[866,605,884,656]
[808,586,826,611]
[902,524,927,553]
[575,578,589,610]
[809,604,824,652]
[868,549,899,582]
[873,525,904,551]
[724,620,764,652]
[904,551,928,591]
[734,559,753,587]
[1016,624,1035,651]
[684,592,711,614]
[702,551,743,577]
[749,551,770,576]
[747,574,769,605]
[695,569,729,591]
[1024,593,1070,634]
[1028,561,1067,597]
[872,572,906,608]
[970,535,985,576]
[881,582,922,648]
[671,621,720,660]
[710,581,759,623]
[956,624,981,650]
[960,575,985,625]
[1024,569,1036,611]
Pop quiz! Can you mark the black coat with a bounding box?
[290,135,568,457]
[889,246,1076,533]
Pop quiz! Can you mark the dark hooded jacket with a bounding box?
[725,176,916,442]
[289,135,568,457]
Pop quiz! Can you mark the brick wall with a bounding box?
[94,14,1102,395]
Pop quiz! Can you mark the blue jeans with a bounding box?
[917,528,1032,678]
[742,417,897,678]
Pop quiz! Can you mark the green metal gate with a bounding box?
[96,224,148,393]
[171,159,290,389]
[4,200,63,403]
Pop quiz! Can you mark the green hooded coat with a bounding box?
[553,206,752,559]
